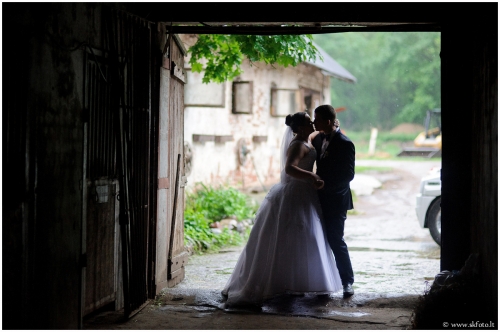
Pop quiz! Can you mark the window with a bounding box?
[270,88,301,116]
[300,88,322,116]
[232,81,253,114]
[184,69,225,107]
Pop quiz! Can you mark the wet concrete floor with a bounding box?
[84,160,441,329]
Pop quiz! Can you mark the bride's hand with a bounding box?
[311,174,325,190]
[314,179,325,190]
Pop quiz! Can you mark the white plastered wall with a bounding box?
[182,45,331,191]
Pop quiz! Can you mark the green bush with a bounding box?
[189,184,257,221]
[184,184,258,254]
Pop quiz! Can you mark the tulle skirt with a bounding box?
[222,178,342,306]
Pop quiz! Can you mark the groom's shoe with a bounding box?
[343,284,354,297]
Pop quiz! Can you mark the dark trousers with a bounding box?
[323,210,354,286]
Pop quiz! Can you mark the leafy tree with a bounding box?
[314,32,441,130]
[188,34,321,83]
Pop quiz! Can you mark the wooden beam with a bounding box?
[165,23,441,35]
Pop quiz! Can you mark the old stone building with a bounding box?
[179,34,356,190]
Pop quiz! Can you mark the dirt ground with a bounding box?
[390,123,425,133]
[84,159,442,330]
[84,291,420,330]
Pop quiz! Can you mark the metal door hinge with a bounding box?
[180,176,188,188]
[171,61,186,83]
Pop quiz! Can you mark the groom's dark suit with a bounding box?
[312,129,355,286]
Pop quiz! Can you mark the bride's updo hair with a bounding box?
[285,112,308,133]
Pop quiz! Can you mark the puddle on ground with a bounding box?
[161,286,422,323]
[221,294,373,319]
[160,302,218,310]
[349,246,413,253]
[327,310,370,317]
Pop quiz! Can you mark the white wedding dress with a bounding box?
[221,139,342,306]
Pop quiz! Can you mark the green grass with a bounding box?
[355,165,393,173]
[348,130,420,143]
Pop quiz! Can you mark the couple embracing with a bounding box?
[222,105,355,307]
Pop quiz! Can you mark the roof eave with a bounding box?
[320,70,357,84]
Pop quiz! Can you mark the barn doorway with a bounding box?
[173,30,442,303]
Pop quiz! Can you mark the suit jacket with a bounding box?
[312,130,355,213]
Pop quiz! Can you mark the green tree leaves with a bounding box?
[188,34,320,83]
[314,32,441,130]
[188,34,244,83]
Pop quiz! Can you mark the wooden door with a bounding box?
[83,50,120,316]
[83,7,155,318]
[107,10,153,317]
[84,181,119,315]
[154,33,188,292]
[167,35,188,286]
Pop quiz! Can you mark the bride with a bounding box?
[221,112,342,307]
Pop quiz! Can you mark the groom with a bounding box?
[312,104,355,297]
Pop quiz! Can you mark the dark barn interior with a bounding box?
[3,3,497,329]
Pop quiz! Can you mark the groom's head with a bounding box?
[313,105,336,132]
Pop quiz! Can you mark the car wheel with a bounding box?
[427,197,441,246]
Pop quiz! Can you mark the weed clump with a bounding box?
[184,183,258,254]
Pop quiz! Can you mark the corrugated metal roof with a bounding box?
[306,42,357,84]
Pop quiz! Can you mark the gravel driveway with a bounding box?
[345,159,441,295]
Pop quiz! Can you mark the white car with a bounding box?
[415,168,441,246]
